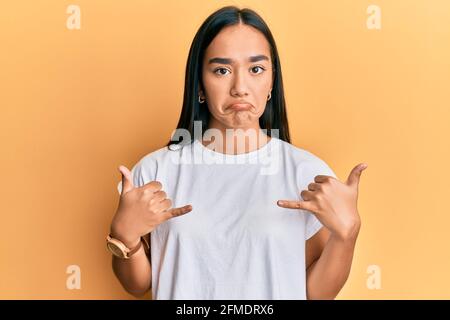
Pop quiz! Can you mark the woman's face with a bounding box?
[201,23,273,131]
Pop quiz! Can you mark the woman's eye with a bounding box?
[214,66,266,76]
[251,66,265,74]
[214,68,230,76]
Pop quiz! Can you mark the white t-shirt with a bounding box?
[117,136,337,299]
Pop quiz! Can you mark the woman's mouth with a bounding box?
[228,103,252,111]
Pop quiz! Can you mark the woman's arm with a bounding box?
[111,165,191,298]
[278,163,367,299]
[111,232,152,298]
[305,226,359,299]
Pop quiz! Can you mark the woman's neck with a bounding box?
[200,121,271,155]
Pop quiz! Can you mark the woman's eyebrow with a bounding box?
[208,54,269,65]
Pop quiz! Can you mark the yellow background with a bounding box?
[1,0,449,299]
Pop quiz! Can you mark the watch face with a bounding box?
[107,242,125,258]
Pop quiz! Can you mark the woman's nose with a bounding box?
[230,71,249,97]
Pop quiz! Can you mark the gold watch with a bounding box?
[106,234,144,259]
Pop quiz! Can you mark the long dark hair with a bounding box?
[166,6,290,147]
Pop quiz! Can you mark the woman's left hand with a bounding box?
[277,163,368,241]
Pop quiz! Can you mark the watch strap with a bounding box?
[107,234,143,259]
[126,237,143,258]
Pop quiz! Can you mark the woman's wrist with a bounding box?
[110,225,141,249]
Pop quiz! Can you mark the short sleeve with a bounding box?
[296,156,337,240]
[116,158,155,194]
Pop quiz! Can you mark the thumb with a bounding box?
[118,165,134,194]
[346,163,368,188]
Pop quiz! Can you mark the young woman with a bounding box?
[107,6,367,300]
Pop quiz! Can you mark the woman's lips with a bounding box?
[228,103,252,111]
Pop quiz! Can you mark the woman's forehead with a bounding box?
[205,24,271,62]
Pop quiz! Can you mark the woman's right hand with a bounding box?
[110,165,193,248]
